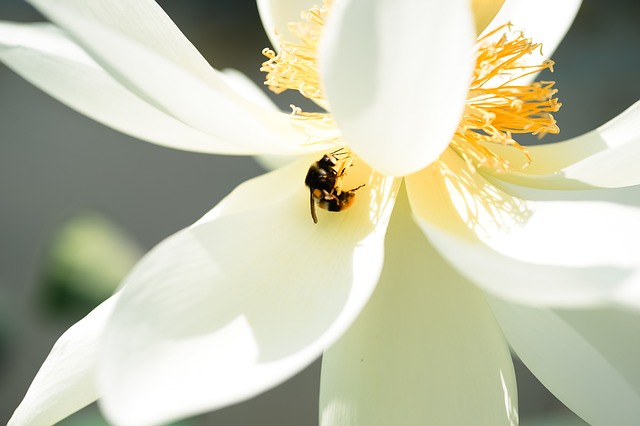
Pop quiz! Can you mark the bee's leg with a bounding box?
[309,191,318,224]
[331,147,346,157]
[334,157,354,192]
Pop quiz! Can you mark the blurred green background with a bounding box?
[0,0,639,425]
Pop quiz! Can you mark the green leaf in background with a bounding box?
[39,211,143,318]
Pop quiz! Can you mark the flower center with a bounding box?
[260,2,560,173]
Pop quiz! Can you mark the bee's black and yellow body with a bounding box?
[305,153,364,224]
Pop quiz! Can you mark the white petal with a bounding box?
[253,152,299,171]
[485,101,640,189]
[489,297,640,426]
[0,21,254,155]
[98,157,400,425]
[320,192,518,426]
[220,68,277,110]
[26,0,219,86]
[29,0,330,155]
[9,295,118,426]
[484,0,582,66]
[220,68,300,169]
[406,148,640,308]
[320,0,475,176]
[471,0,506,34]
[257,0,318,50]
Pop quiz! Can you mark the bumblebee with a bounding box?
[305,152,364,224]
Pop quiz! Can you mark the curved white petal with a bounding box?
[484,0,582,68]
[253,153,299,171]
[29,0,333,155]
[26,0,219,86]
[320,0,475,176]
[0,22,255,155]
[485,101,640,189]
[320,192,518,426]
[471,0,505,34]
[220,68,301,169]
[489,297,640,426]
[98,158,400,425]
[257,0,318,50]
[9,295,119,426]
[220,68,277,110]
[407,148,640,308]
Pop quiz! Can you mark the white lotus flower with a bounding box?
[2,0,639,425]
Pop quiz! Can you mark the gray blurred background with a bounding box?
[0,0,639,425]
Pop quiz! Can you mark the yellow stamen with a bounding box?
[452,23,561,171]
[261,7,561,173]
[260,1,333,102]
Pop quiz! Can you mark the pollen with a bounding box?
[451,23,561,171]
[261,5,561,173]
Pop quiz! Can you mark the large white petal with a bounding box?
[484,101,640,189]
[489,297,640,426]
[220,68,300,169]
[257,0,318,50]
[320,191,518,426]
[407,148,640,308]
[483,0,582,66]
[25,0,219,86]
[0,22,255,155]
[257,0,506,44]
[320,0,475,176]
[8,295,119,426]
[98,157,400,425]
[29,0,333,155]
[471,0,505,34]
[220,68,277,110]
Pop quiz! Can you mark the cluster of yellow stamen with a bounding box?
[452,23,561,171]
[261,1,338,143]
[261,4,561,173]
[261,1,333,103]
